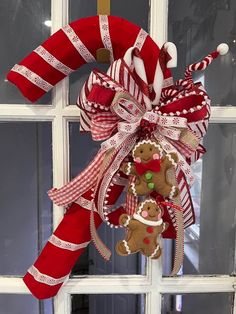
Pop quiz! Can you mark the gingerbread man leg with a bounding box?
[153,173,179,198]
[116,238,139,256]
[141,240,162,259]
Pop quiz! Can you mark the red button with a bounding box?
[146,226,154,233]
[143,237,150,244]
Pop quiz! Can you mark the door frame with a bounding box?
[0,0,235,313]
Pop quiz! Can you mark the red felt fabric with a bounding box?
[87,84,116,107]
[24,203,102,299]
[6,71,45,102]
[7,16,168,103]
[135,159,161,175]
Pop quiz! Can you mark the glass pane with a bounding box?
[1,0,51,104]
[0,294,53,314]
[168,0,236,106]
[69,0,149,29]
[69,122,146,275]
[0,122,52,275]
[162,293,234,314]
[71,294,145,314]
[163,124,236,275]
[68,0,149,105]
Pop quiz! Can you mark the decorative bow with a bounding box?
[89,84,199,186]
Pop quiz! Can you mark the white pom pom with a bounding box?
[217,43,229,55]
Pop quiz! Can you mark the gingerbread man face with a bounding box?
[137,200,163,222]
[132,140,162,164]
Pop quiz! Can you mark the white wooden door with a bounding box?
[0,0,236,313]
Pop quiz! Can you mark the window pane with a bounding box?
[0,122,52,275]
[69,0,149,29]
[71,294,145,314]
[68,0,149,105]
[168,0,235,106]
[69,122,146,275]
[163,124,236,275]
[2,0,51,104]
[0,294,53,314]
[162,293,234,314]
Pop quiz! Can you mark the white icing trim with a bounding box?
[123,240,131,254]
[130,182,137,196]
[123,216,131,227]
[169,186,176,199]
[166,153,177,167]
[49,235,90,251]
[62,25,96,63]
[28,265,69,286]
[126,162,132,175]
[133,214,163,226]
[137,199,157,214]
[12,64,53,92]
[99,15,114,62]
[34,46,73,76]
[132,140,163,159]
[150,245,160,258]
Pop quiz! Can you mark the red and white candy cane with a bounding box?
[7,15,177,300]
[161,43,229,100]
[7,15,173,103]
[180,43,229,89]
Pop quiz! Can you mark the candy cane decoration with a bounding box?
[184,43,229,86]
[152,42,177,105]
[161,43,229,101]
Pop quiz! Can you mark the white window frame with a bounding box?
[0,0,235,313]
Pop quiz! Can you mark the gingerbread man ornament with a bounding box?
[116,199,169,258]
[121,140,179,198]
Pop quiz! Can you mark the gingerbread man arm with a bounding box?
[161,153,178,169]
[119,214,140,230]
[120,162,137,176]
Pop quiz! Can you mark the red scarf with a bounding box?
[135,159,161,175]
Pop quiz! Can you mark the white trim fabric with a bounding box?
[49,235,90,251]
[28,265,69,286]
[34,46,73,76]
[133,214,163,226]
[99,15,114,62]
[62,25,96,63]
[12,64,53,92]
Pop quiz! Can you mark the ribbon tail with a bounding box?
[48,149,106,206]
[170,205,184,276]
[90,206,111,261]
